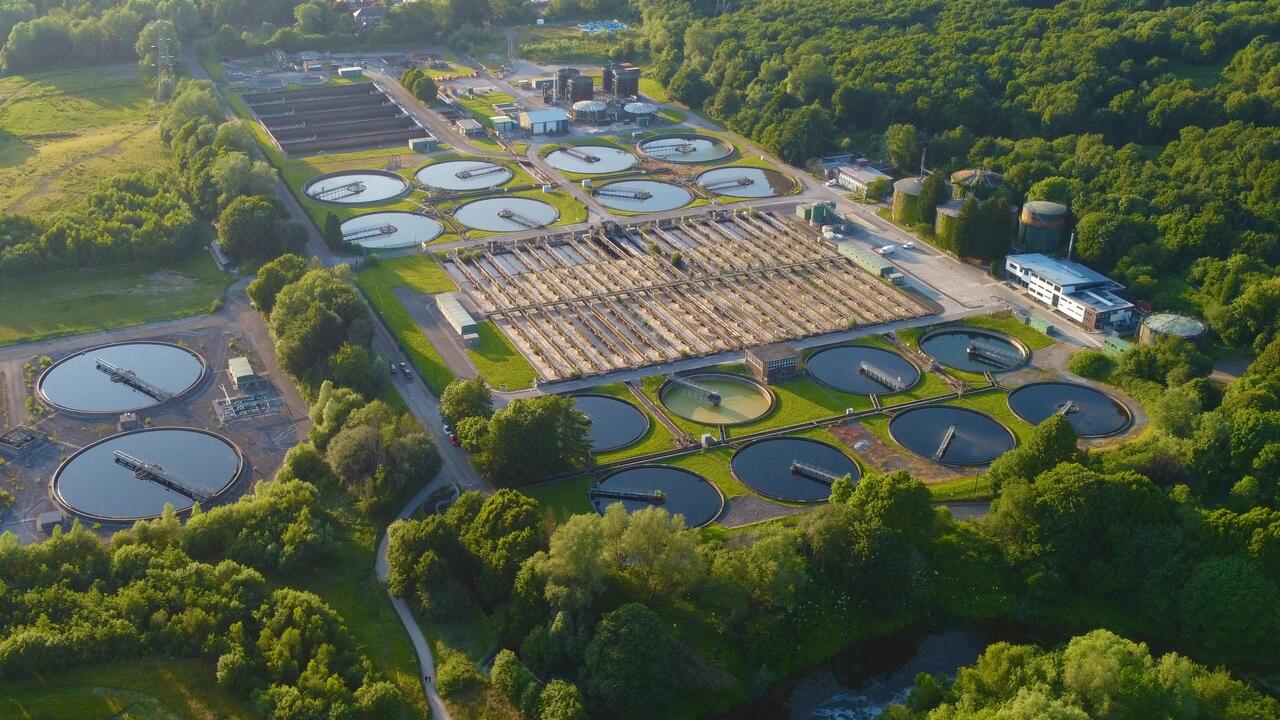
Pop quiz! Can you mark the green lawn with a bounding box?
[0,63,166,214]
[466,321,538,390]
[927,474,995,501]
[356,259,456,395]
[881,370,955,406]
[728,374,873,437]
[944,389,1035,445]
[959,314,1054,351]
[0,253,231,346]
[455,91,516,127]
[0,659,260,720]
[666,447,753,500]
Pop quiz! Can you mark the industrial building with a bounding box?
[746,343,802,384]
[835,164,892,198]
[455,118,484,136]
[837,241,901,283]
[228,357,267,393]
[1004,253,1135,331]
[1018,201,1069,252]
[519,108,570,135]
[490,116,517,135]
[436,292,480,346]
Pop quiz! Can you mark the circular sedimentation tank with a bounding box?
[695,167,794,198]
[415,160,514,192]
[51,428,244,522]
[545,145,637,175]
[1007,382,1131,438]
[303,170,410,205]
[1140,313,1207,346]
[589,465,723,527]
[571,393,649,452]
[889,406,1016,465]
[731,437,860,503]
[638,133,733,163]
[950,168,1004,200]
[658,373,774,426]
[919,328,1029,373]
[340,211,442,250]
[38,341,206,416]
[593,179,691,213]
[453,197,559,232]
[806,345,921,395]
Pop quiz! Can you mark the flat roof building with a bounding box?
[1004,253,1135,331]
[436,292,480,347]
[455,118,484,136]
[518,108,570,136]
[229,356,267,392]
[836,164,893,197]
[746,343,801,384]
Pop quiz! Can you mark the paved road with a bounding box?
[393,287,479,381]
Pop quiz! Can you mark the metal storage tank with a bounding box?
[569,75,594,103]
[950,168,1003,200]
[571,100,609,124]
[556,67,581,102]
[1140,313,1207,346]
[934,199,964,238]
[1018,200,1068,253]
[891,176,925,224]
[601,62,616,94]
[623,101,657,126]
[614,64,641,98]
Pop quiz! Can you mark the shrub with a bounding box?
[1068,349,1114,380]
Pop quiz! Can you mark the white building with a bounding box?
[518,108,569,135]
[435,292,480,347]
[836,164,892,197]
[1004,253,1135,331]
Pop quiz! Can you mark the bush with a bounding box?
[435,652,482,699]
[1068,349,1114,380]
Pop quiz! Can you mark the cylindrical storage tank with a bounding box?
[1139,313,1207,346]
[556,67,580,101]
[614,66,640,98]
[570,75,594,103]
[624,101,656,126]
[601,62,615,94]
[950,168,1003,200]
[1018,200,1069,253]
[935,200,963,240]
[892,176,924,224]
[571,100,608,124]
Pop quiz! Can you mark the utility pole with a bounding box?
[151,19,176,103]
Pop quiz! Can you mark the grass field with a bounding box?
[466,321,538,390]
[0,253,231,346]
[0,64,168,214]
[0,659,260,720]
[356,255,457,394]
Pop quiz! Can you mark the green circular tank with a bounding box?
[892,176,924,224]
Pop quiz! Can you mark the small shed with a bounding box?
[745,343,801,384]
[436,293,480,347]
[337,66,364,78]
[408,135,439,152]
[518,108,570,135]
[455,118,484,136]
[490,116,517,135]
[229,356,267,392]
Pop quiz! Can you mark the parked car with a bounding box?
[449,433,460,447]
[400,362,413,379]
[876,245,897,256]
[902,241,915,250]
[442,424,453,435]
[825,178,840,187]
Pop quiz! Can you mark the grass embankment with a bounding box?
[0,254,231,346]
[0,63,169,215]
[0,658,260,720]
[588,382,679,463]
[357,255,457,394]
[357,254,538,391]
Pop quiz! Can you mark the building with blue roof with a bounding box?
[1004,253,1135,331]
